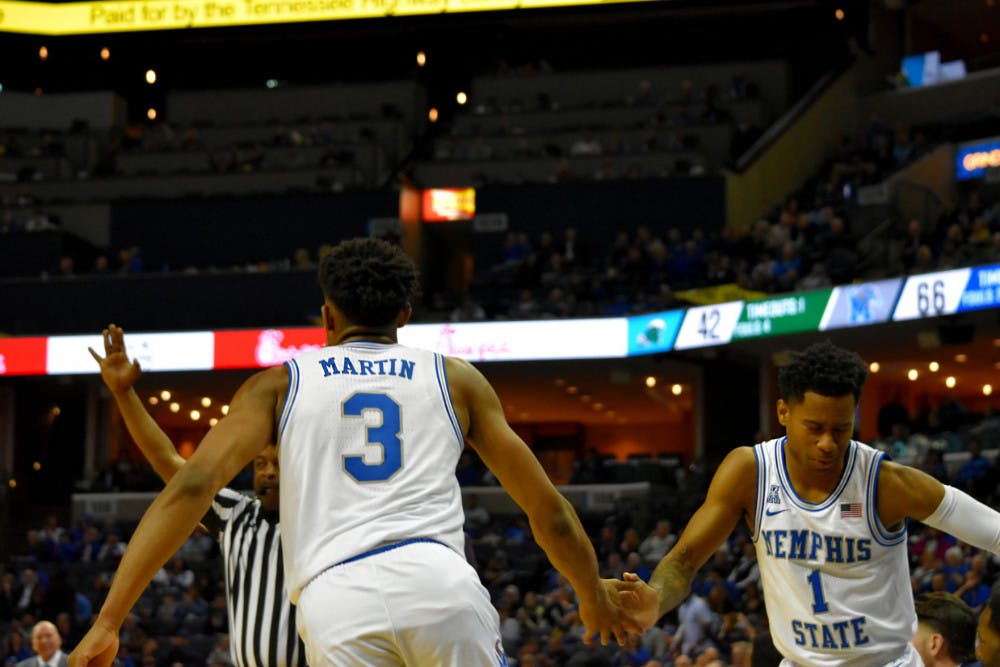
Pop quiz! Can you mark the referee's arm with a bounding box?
[69,365,288,667]
[90,324,186,483]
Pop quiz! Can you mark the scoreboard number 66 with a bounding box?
[916,280,945,317]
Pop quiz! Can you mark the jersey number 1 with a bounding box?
[342,392,402,482]
[807,570,829,613]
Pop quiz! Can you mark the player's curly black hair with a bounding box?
[777,340,868,404]
[318,238,420,328]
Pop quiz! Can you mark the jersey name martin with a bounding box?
[318,356,416,379]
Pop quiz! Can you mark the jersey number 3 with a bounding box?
[342,392,402,482]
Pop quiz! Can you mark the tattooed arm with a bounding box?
[622,447,757,629]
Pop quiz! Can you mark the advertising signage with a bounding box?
[0,0,659,35]
[956,136,1000,181]
[731,289,832,340]
[5,262,1000,376]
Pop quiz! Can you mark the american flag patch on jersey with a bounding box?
[840,502,863,518]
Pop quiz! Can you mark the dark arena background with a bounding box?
[0,0,998,664]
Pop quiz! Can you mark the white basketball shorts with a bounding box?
[295,540,507,667]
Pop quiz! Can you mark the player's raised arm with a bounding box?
[89,324,185,482]
[69,365,286,667]
[877,459,1000,555]
[446,356,642,645]
[627,446,755,630]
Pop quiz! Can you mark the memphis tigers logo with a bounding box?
[766,484,781,505]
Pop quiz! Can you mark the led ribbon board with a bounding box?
[0,0,658,34]
[4,263,1000,376]
[891,264,1000,321]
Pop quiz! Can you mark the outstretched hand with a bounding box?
[68,619,119,667]
[88,324,141,395]
[578,577,650,647]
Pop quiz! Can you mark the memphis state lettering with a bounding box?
[760,530,873,651]
[318,356,416,379]
[759,530,871,563]
[791,617,869,650]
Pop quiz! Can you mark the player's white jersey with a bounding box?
[751,438,916,667]
[278,341,467,603]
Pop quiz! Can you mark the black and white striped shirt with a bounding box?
[203,488,307,667]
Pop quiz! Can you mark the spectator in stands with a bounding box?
[570,134,603,157]
[450,294,487,322]
[96,533,126,563]
[54,257,74,280]
[3,629,33,665]
[913,592,978,667]
[795,261,831,290]
[942,546,970,593]
[291,248,314,270]
[89,255,111,276]
[16,620,68,667]
[624,553,651,583]
[638,521,676,568]
[727,542,760,593]
[749,632,782,667]
[955,441,992,497]
[955,559,992,613]
[116,247,143,275]
[912,544,944,594]
[978,582,1000,667]
[571,450,608,485]
[23,210,56,233]
[675,590,714,658]
[53,613,76,653]
[463,495,491,532]
[0,573,20,623]
[617,633,652,665]
[770,242,801,291]
[455,450,489,486]
[0,209,20,234]
[15,571,39,615]
[619,528,641,556]
[207,635,233,667]
[509,288,541,319]
[603,552,625,580]
[561,227,591,269]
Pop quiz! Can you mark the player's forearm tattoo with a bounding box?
[649,547,696,616]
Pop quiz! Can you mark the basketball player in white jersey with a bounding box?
[69,238,641,667]
[619,341,1000,667]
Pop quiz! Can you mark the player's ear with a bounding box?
[929,631,945,658]
[397,305,413,328]
[322,303,334,332]
[776,399,789,426]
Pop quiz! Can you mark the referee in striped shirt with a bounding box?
[90,325,307,667]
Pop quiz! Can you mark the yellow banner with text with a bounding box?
[0,0,655,35]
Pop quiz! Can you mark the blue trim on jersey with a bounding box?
[435,354,464,450]
[278,359,300,441]
[866,451,907,546]
[303,538,452,592]
[336,538,448,566]
[776,438,857,512]
[751,444,766,542]
[344,341,394,349]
